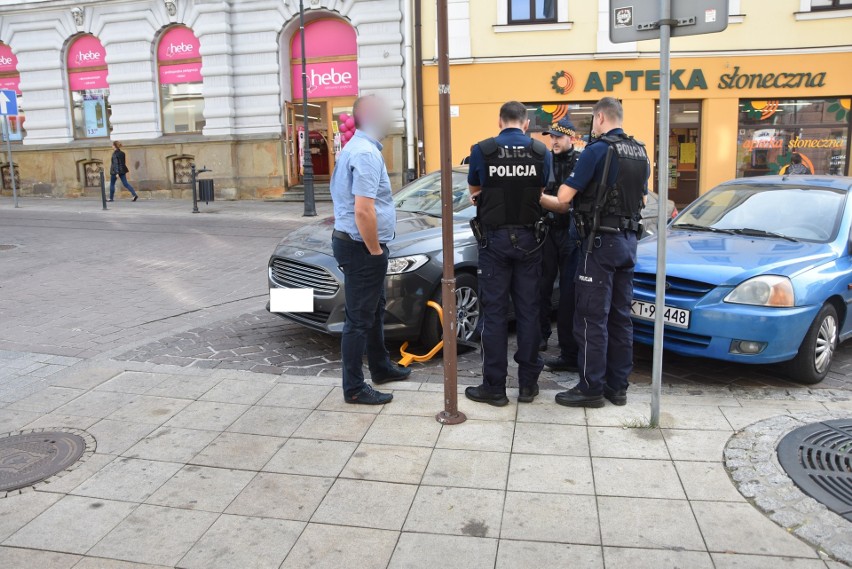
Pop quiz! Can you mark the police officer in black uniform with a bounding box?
[538,117,581,372]
[540,97,649,408]
[466,101,551,406]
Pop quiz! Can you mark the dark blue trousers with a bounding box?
[574,231,637,396]
[109,173,137,199]
[332,237,396,398]
[540,224,581,361]
[478,228,543,394]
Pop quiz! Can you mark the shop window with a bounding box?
[67,35,111,139]
[0,43,24,142]
[810,0,852,10]
[737,98,850,178]
[172,155,194,184]
[1,162,19,190]
[656,101,702,207]
[509,0,557,24]
[524,101,595,149]
[79,159,104,188]
[157,26,204,134]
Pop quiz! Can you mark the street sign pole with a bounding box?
[434,0,465,426]
[4,116,18,208]
[650,0,672,427]
[609,0,728,427]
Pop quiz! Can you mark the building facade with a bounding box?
[0,0,412,199]
[420,0,852,204]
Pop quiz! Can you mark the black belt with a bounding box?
[484,224,535,231]
[332,229,388,245]
[599,216,641,233]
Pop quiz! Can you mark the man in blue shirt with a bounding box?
[541,97,649,408]
[330,95,411,405]
[465,101,551,406]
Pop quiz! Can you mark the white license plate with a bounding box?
[631,300,691,329]
[269,287,314,313]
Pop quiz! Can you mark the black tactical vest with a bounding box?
[545,148,579,226]
[476,137,546,227]
[574,133,648,227]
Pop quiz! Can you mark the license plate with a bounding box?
[631,300,690,329]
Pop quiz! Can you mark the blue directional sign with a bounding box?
[0,90,18,116]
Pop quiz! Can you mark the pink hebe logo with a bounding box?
[166,42,195,57]
[0,56,12,66]
[74,50,101,64]
[309,67,353,87]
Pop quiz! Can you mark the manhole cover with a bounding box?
[777,418,852,521]
[0,431,87,492]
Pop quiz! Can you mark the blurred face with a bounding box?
[356,96,392,140]
[549,133,574,154]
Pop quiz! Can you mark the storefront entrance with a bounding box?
[284,18,358,188]
[656,101,701,207]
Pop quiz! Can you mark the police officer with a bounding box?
[538,117,581,373]
[466,101,550,406]
[540,97,649,408]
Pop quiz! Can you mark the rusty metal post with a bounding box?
[435,0,466,426]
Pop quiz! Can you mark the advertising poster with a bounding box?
[83,94,108,137]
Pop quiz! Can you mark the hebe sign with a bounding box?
[67,35,108,90]
[67,35,106,70]
[158,27,201,61]
[0,44,18,74]
[293,61,358,99]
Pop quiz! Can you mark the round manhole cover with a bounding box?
[777,418,852,521]
[0,430,87,492]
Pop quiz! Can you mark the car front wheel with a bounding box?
[789,303,839,385]
[420,272,480,349]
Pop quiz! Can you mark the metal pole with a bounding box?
[435,0,465,426]
[413,0,427,177]
[650,0,672,427]
[299,0,317,217]
[100,169,107,210]
[191,163,199,214]
[5,116,18,208]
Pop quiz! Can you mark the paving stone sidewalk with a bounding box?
[2,362,851,569]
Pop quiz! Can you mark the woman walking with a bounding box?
[109,141,138,201]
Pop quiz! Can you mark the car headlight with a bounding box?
[724,275,794,307]
[386,255,429,275]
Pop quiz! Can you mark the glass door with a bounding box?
[284,102,300,187]
[655,101,702,207]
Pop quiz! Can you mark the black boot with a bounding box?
[518,385,539,403]
[544,355,579,373]
[604,388,627,406]
[465,385,509,407]
[555,387,605,408]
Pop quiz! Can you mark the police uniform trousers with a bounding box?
[478,228,544,394]
[573,230,638,396]
[539,223,581,361]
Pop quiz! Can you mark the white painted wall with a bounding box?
[0,0,407,144]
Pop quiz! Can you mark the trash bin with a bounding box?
[198,179,214,203]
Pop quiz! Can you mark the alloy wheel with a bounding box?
[455,286,480,341]
[814,314,837,373]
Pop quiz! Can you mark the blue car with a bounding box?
[632,175,852,384]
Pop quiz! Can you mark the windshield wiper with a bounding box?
[672,223,735,235]
[731,228,799,242]
[409,210,441,218]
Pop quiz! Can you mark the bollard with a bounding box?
[191,164,198,214]
[99,169,108,210]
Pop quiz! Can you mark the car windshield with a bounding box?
[394,170,475,220]
[672,184,847,243]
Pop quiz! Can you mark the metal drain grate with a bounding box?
[0,431,87,492]
[777,419,852,521]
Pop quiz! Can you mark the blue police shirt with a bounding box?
[467,128,551,188]
[331,130,396,243]
[565,128,649,195]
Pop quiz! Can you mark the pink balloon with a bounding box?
[345,117,355,130]
[339,122,350,133]
[339,113,350,122]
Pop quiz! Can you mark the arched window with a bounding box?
[157,26,204,134]
[0,42,24,141]
[67,34,110,139]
